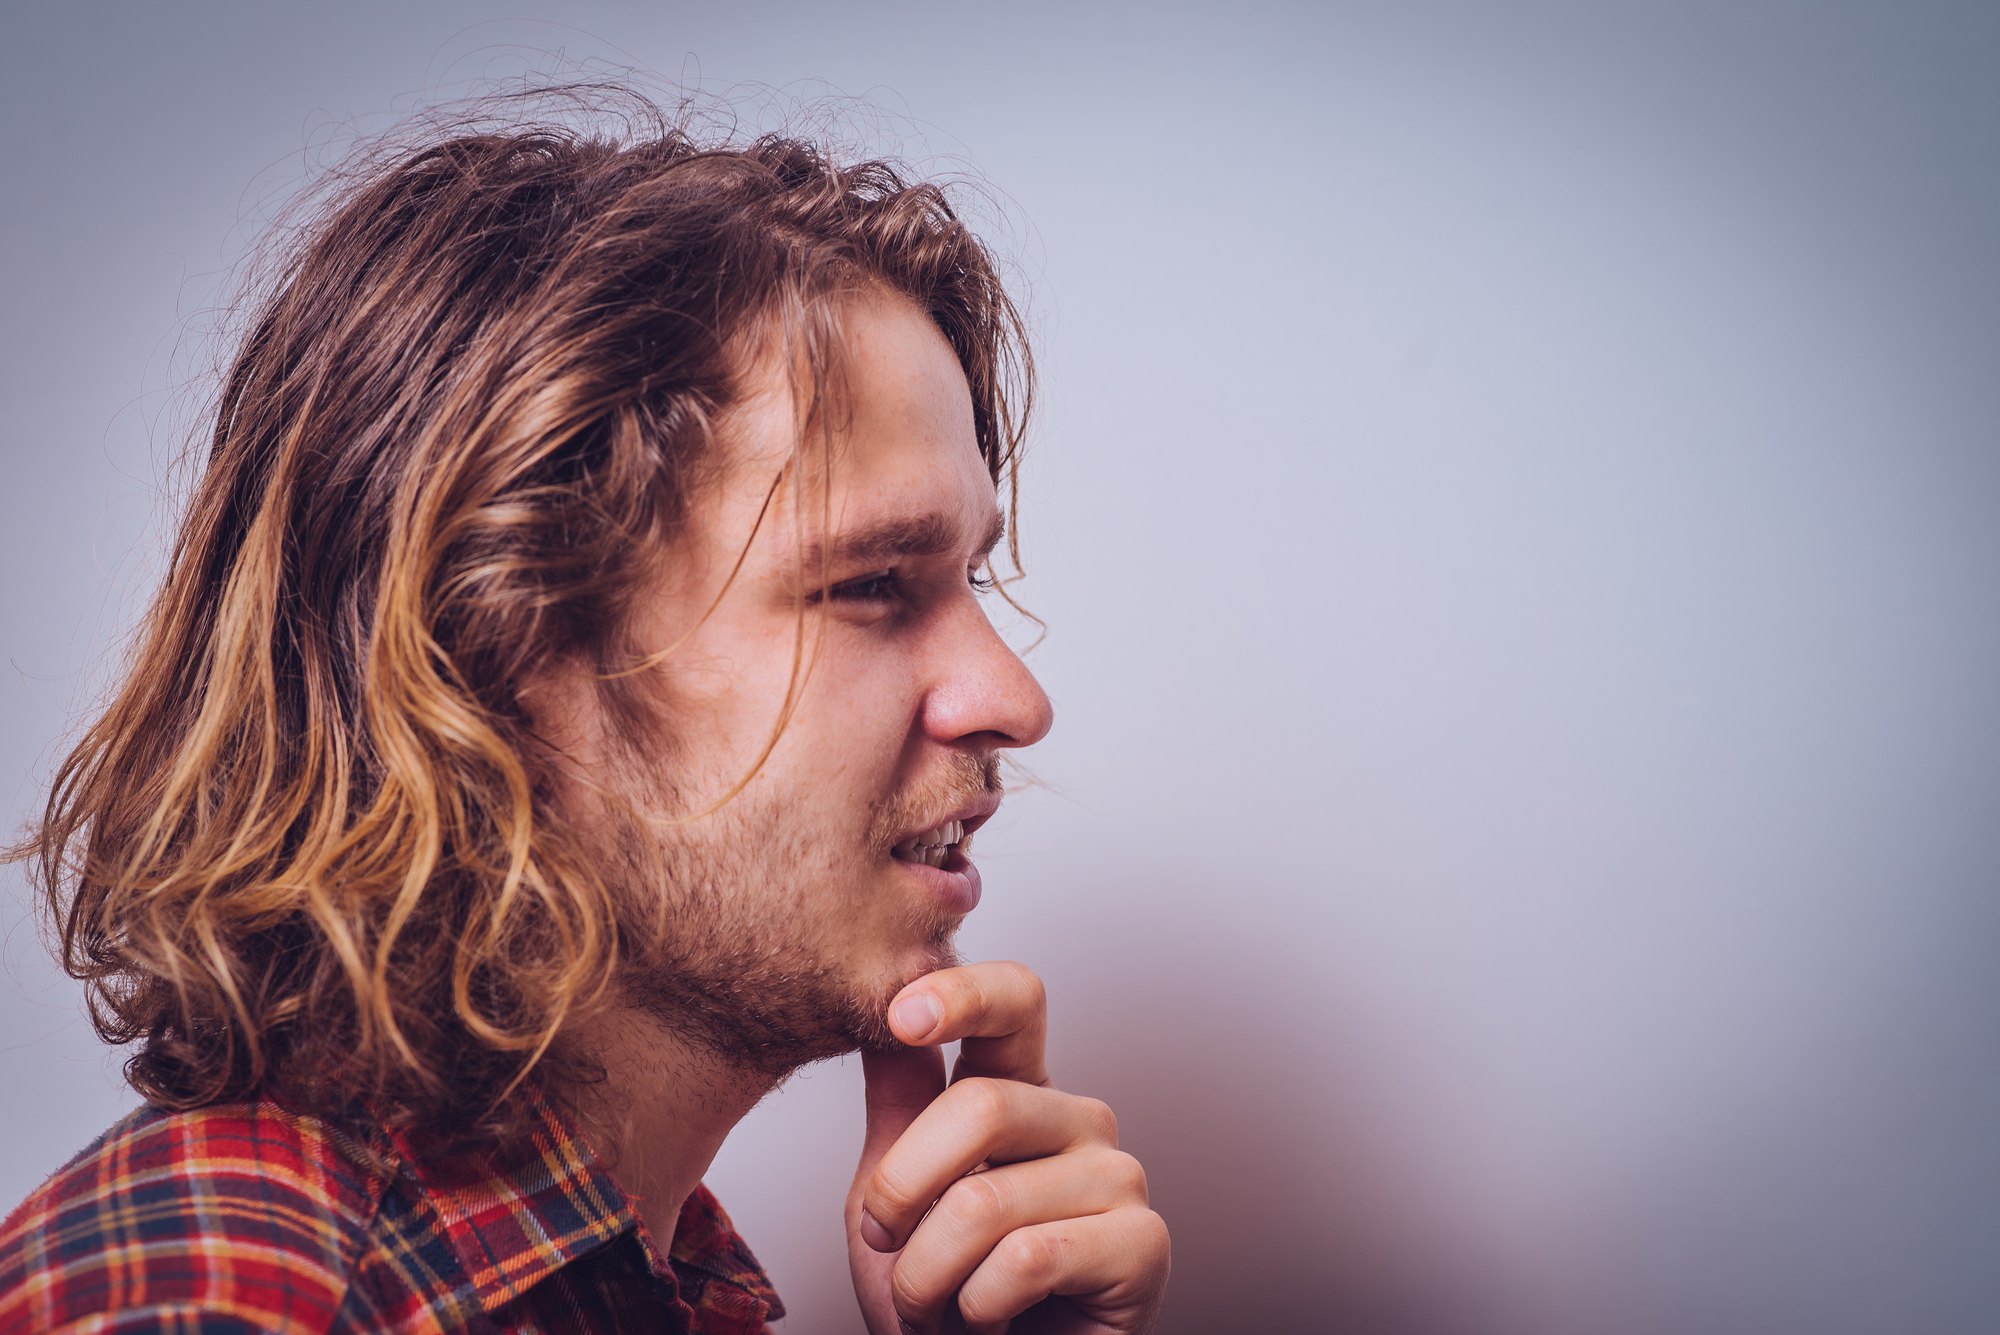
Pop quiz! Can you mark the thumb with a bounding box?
[856,1044,947,1177]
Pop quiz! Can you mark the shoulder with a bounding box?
[0,1098,396,1334]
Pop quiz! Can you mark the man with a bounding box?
[1,103,1169,1334]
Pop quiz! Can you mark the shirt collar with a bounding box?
[384,1093,643,1313]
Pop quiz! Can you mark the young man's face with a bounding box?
[546,295,1052,1068]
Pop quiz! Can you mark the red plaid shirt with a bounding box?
[0,1093,784,1334]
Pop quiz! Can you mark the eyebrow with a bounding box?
[806,507,1007,571]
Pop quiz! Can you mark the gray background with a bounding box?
[5,3,1997,1331]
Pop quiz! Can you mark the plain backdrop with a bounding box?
[4,3,1997,1332]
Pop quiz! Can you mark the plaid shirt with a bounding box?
[0,1093,784,1334]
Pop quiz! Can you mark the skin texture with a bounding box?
[537,296,1169,1333]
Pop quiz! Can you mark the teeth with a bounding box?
[894,819,965,866]
[915,820,961,848]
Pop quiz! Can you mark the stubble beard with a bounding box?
[604,753,999,1079]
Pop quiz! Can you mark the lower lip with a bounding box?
[895,848,982,915]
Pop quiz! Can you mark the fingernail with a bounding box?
[898,1321,922,1335]
[860,1208,896,1252]
[891,993,942,1041]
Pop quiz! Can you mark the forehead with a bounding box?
[721,296,999,561]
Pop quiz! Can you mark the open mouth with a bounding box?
[891,819,965,869]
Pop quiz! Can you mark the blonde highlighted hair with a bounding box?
[15,91,1031,1146]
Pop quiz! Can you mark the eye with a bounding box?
[968,566,995,594]
[824,571,899,604]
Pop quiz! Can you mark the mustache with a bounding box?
[866,752,1002,853]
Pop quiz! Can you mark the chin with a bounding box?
[846,933,963,1053]
[900,923,964,984]
[614,907,965,1073]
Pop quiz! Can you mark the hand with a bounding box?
[845,961,1170,1334]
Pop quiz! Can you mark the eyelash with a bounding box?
[823,567,994,604]
[829,573,899,603]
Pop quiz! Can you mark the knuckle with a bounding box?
[994,1225,1063,1281]
[1100,1148,1149,1201]
[947,1075,1013,1128]
[955,1278,1017,1332]
[1075,1095,1119,1143]
[867,1166,927,1221]
[1130,1208,1173,1271]
[888,1259,934,1314]
[955,1291,1004,1331]
[1003,960,1046,1010]
[941,967,985,1015]
[939,1167,1007,1223]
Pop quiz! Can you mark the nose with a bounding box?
[920,597,1054,752]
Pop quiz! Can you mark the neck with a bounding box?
[564,1005,779,1251]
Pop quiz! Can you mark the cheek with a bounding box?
[811,653,924,771]
[655,627,820,768]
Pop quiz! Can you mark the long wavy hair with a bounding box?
[12,93,1032,1146]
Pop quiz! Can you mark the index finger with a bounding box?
[887,960,1050,1087]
